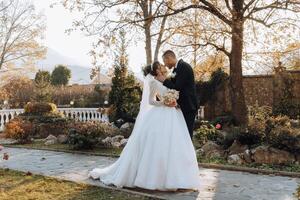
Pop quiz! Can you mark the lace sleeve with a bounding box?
[149,80,164,106]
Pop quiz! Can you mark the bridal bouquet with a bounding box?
[162,89,179,106]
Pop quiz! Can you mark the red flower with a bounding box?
[216,124,222,130]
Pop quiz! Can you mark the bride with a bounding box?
[89,61,200,191]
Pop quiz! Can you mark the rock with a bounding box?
[201,141,224,159]
[120,138,128,147]
[120,122,131,130]
[111,142,121,148]
[111,135,124,143]
[57,135,68,144]
[114,119,125,128]
[196,148,204,156]
[45,139,56,145]
[228,154,244,165]
[218,130,228,138]
[251,146,295,165]
[116,119,124,123]
[228,140,248,155]
[242,149,253,163]
[0,138,18,145]
[45,135,57,141]
[44,135,57,145]
[101,137,112,147]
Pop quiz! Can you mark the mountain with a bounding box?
[36,48,111,85]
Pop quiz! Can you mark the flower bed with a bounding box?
[195,104,300,168]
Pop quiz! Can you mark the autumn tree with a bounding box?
[2,76,34,108]
[194,53,228,81]
[153,0,300,125]
[0,0,46,71]
[275,43,300,70]
[59,0,178,65]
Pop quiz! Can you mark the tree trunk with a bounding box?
[229,13,248,125]
[144,22,152,65]
[154,15,167,61]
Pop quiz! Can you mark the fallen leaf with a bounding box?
[3,153,9,160]
[26,171,32,176]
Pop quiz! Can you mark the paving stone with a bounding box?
[0,147,299,200]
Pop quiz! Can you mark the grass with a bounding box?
[197,154,300,173]
[296,186,300,200]
[0,168,156,200]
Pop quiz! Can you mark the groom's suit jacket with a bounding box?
[163,59,198,113]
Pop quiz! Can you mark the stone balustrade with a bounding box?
[0,108,108,131]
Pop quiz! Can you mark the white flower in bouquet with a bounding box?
[162,89,179,106]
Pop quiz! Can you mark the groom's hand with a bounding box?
[156,74,166,83]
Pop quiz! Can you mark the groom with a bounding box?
[157,50,198,140]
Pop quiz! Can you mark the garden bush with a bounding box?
[22,102,71,138]
[194,124,223,146]
[5,114,71,140]
[211,115,235,127]
[239,104,273,145]
[266,115,300,153]
[4,118,34,143]
[196,68,228,106]
[5,102,72,141]
[67,121,119,150]
[273,99,300,119]
[200,104,300,153]
[24,102,57,115]
[220,126,245,148]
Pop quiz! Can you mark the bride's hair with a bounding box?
[143,61,161,76]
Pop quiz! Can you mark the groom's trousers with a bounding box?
[182,110,197,140]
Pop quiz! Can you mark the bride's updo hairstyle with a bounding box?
[143,61,161,76]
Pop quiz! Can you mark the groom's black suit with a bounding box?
[163,59,198,139]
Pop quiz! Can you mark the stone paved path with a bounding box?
[0,147,299,200]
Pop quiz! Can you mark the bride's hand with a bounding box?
[165,101,177,107]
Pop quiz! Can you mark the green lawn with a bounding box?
[0,168,156,200]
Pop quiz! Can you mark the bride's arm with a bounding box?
[149,81,164,106]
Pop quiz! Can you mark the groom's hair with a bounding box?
[162,50,176,58]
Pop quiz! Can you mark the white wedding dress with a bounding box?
[89,74,200,191]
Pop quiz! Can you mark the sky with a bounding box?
[33,0,146,74]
